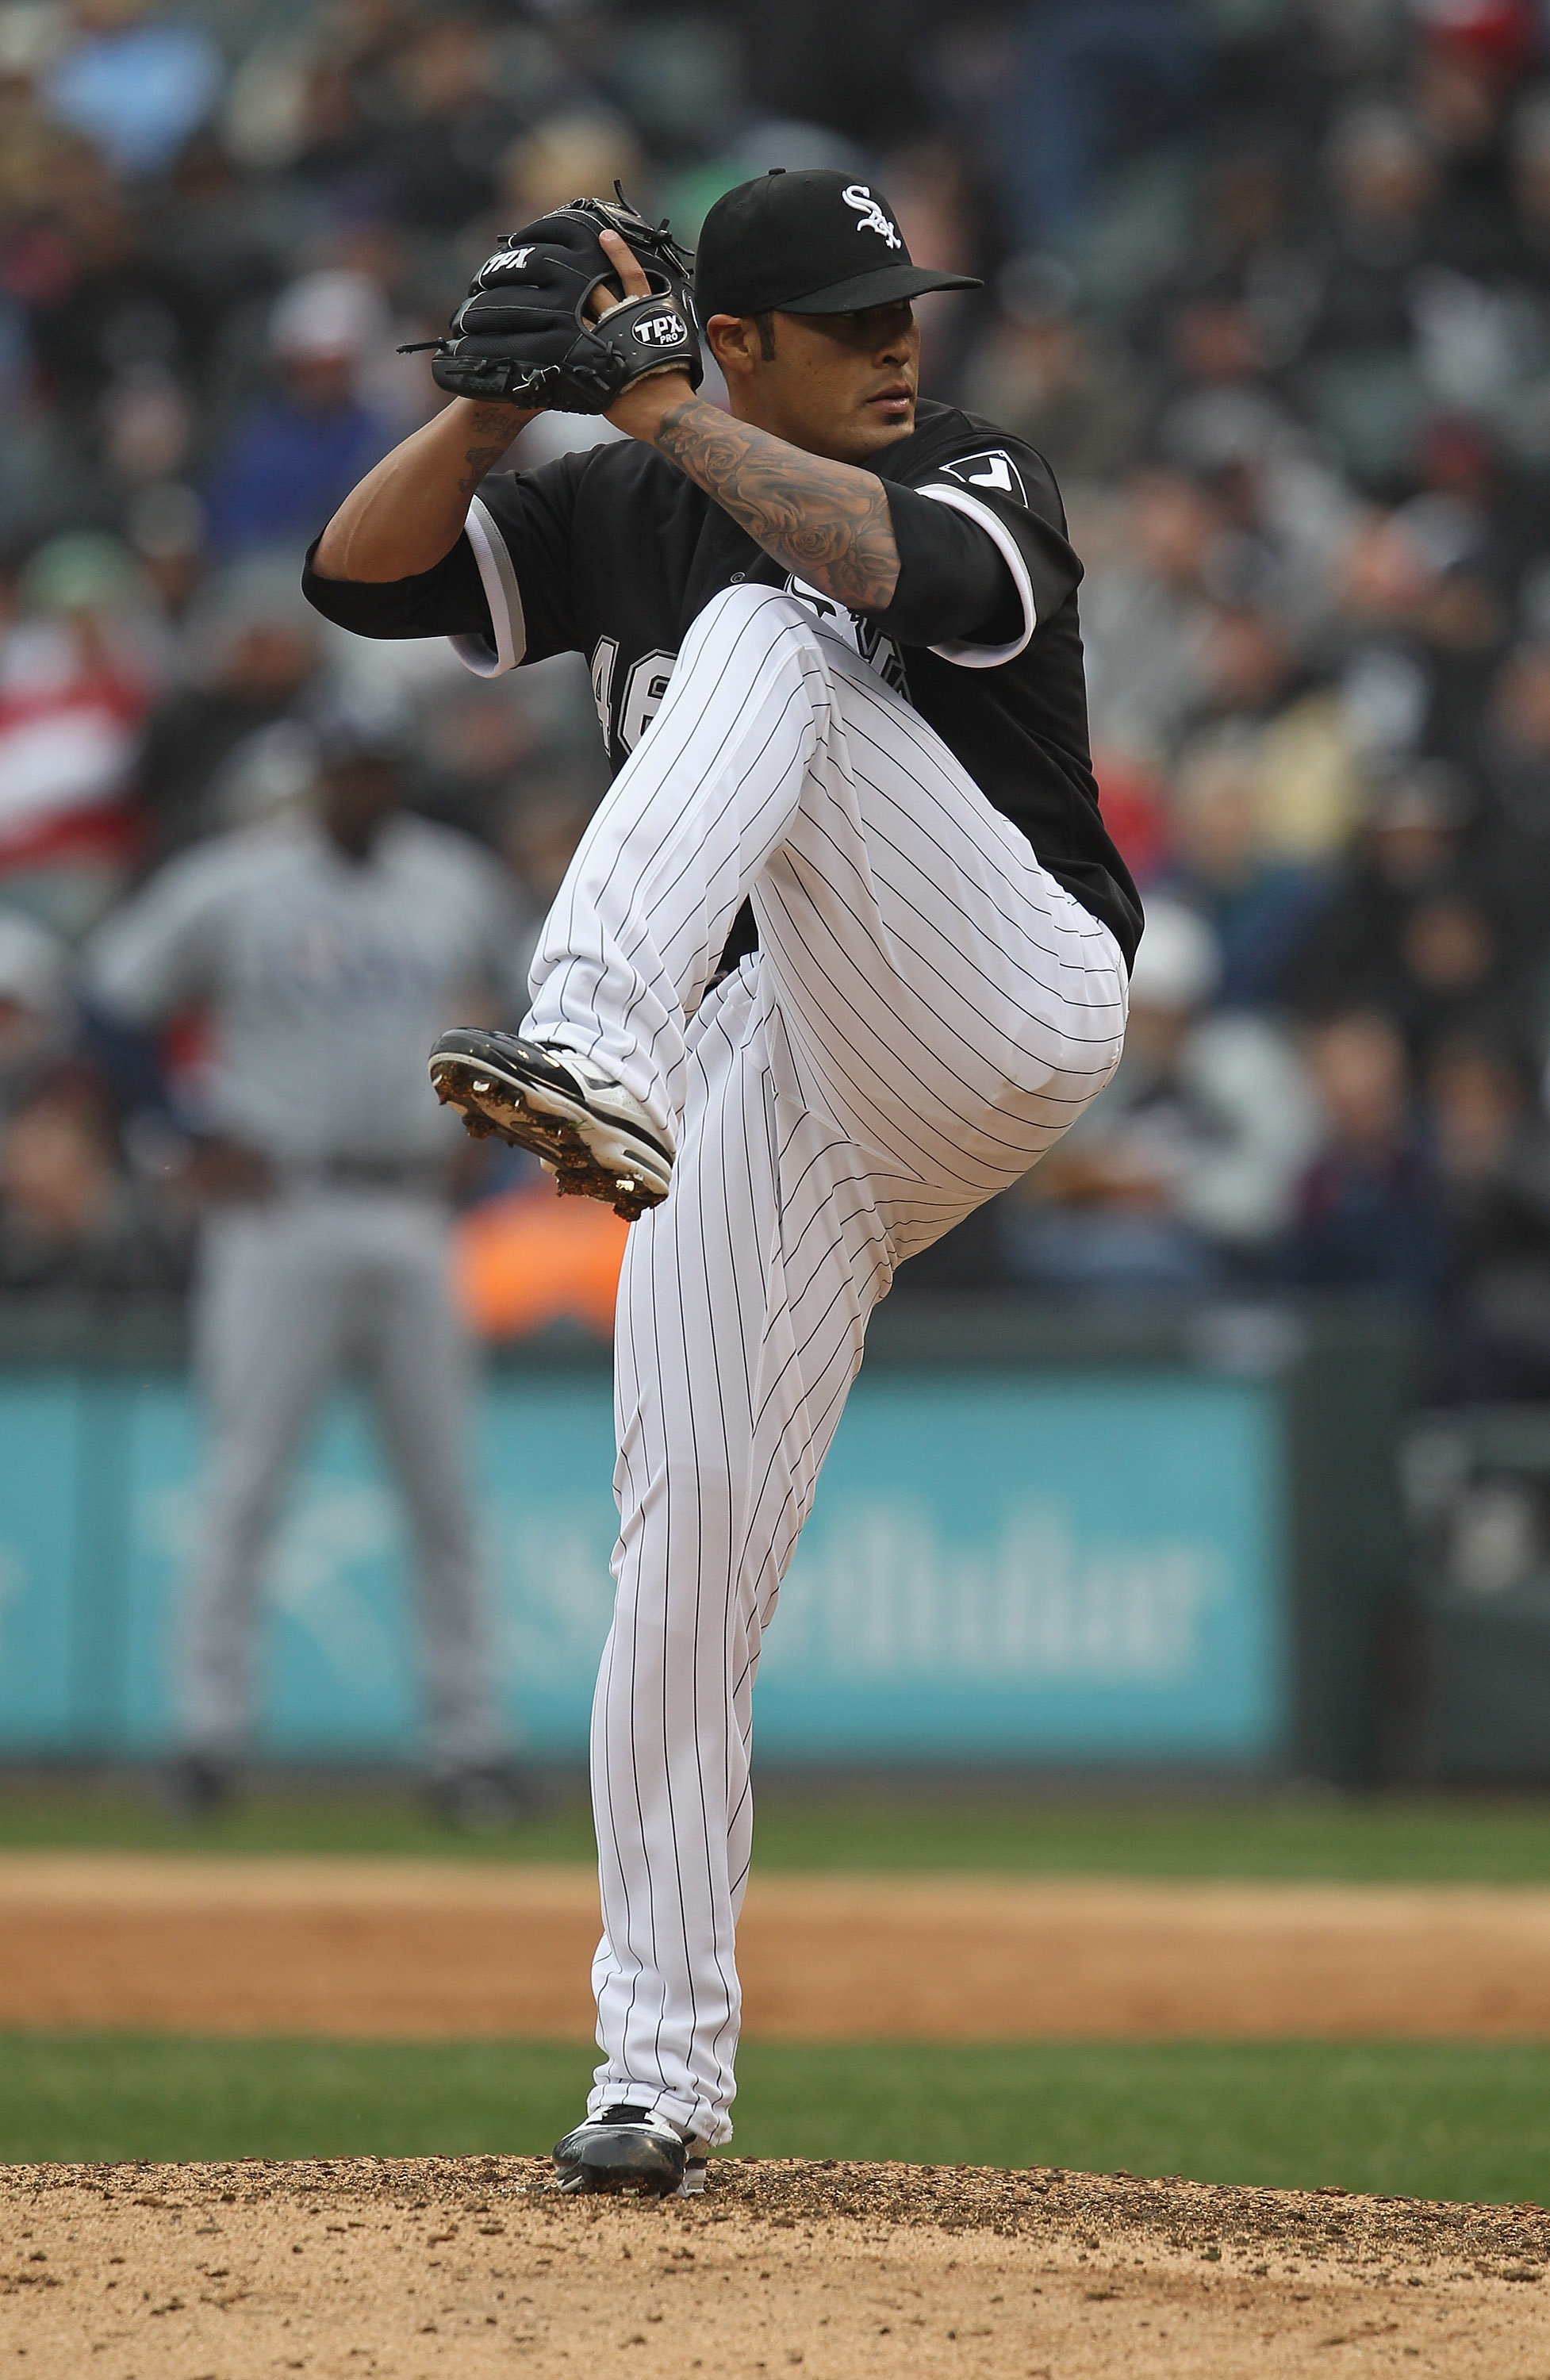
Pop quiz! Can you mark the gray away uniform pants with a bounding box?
[178,1184,500,1773]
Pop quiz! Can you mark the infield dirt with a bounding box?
[5,2153,1550,2378]
[7,1855,1550,2037]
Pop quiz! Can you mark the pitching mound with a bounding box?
[5,2155,1549,2377]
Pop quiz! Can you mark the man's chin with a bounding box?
[849,406,916,459]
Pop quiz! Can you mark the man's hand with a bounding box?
[177,1135,276,1206]
[597,229,696,437]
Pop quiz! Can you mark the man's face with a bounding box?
[281,352,359,413]
[225,622,317,702]
[319,757,401,856]
[714,302,919,464]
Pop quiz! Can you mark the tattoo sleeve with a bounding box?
[651,396,900,610]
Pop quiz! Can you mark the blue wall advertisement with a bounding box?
[0,1366,1288,1768]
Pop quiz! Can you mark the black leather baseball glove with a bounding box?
[416,188,701,414]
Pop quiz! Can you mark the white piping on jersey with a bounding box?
[451,493,528,677]
[916,482,1038,669]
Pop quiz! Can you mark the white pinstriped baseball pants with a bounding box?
[525,585,1128,2145]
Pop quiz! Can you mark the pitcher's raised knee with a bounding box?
[676,579,847,688]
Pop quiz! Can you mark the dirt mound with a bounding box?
[5,2155,1549,2376]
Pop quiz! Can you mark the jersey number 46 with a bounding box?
[591,640,677,760]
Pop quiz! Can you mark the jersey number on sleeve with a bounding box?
[589,637,618,740]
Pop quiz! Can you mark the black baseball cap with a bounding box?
[695,168,982,319]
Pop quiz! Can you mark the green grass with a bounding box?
[0,1779,599,1862]
[11,1779,1550,1883]
[2,2035,1548,2205]
[11,1787,1549,2208]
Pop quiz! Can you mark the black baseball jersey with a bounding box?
[305,398,1142,968]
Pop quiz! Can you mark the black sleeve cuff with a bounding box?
[301,533,493,642]
[869,485,1023,649]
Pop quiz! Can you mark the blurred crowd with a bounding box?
[5,0,1550,1395]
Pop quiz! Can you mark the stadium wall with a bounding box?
[0,1296,1411,1780]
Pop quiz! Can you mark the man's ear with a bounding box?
[707,313,761,382]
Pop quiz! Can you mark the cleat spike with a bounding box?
[427,1029,672,1217]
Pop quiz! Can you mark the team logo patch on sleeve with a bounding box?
[940,449,1029,507]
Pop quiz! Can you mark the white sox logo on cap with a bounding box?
[631,309,687,346]
[842,185,902,250]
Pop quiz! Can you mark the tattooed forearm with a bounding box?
[652,396,900,610]
[456,403,525,493]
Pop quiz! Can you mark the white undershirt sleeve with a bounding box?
[916,482,1038,669]
[451,493,528,678]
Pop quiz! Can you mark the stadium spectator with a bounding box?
[373,12,512,234]
[1283,1010,1444,1296]
[0,529,163,939]
[1475,637,1550,984]
[1297,103,1448,482]
[16,162,208,488]
[994,0,1210,242]
[961,254,1152,486]
[1279,764,1511,1065]
[42,1,224,182]
[1161,726,1332,1007]
[1002,898,1319,1292]
[132,553,323,871]
[0,907,74,1117]
[0,1073,183,1290]
[204,272,396,559]
[1423,1030,1550,1395]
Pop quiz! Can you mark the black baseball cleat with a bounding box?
[428,1027,673,1223]
[552,2104,707,2198]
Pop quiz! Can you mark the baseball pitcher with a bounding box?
[306,171,1141,2191]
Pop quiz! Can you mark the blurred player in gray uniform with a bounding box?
[86,708,528,1820]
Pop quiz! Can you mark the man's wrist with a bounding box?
[606,371,698,444]
[449,397,535,494]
